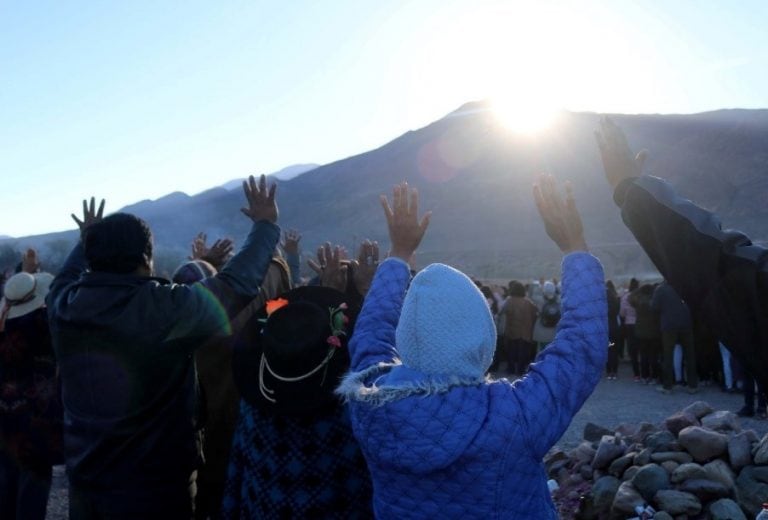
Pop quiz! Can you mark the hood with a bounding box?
[396,263,496,379]
[343,364,490,474]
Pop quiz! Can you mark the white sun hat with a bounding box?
[2,272,54,320]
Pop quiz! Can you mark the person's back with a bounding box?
[503,293,538,342]
[47,179,281,517]
[340,180,607,518]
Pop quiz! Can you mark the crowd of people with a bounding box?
[0,119,765,519]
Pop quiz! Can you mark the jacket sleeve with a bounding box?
[46,241,87,310]
[615,174,768,387]
[166,220,281,340]
[507,253,608,459]
[347,257,411,372]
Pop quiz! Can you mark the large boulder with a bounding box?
[645,430,676,452]
[677,426,728,462]
[608,453,635,478]
[753,433,768,465]
[678,478,732,501]
[631,463,670,502]
[729,432,753,471]
[571,442,597,464]
[664,410,699,436]
[583,422,613,443]
[705,459,736,492]
[707,498,747,520]
[671,462,708,484]
[701,410,741,433]
[736,465,768,517]
[683,401,714,419]
[591,475,621,515]
[633,447,652,467]
[653,489,702,516]
[610,481,644,517]
[592,435,626,470]
[650,451,693,465]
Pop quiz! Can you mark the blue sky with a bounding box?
[2,0,767,237]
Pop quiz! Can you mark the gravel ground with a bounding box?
[44,360,768,519]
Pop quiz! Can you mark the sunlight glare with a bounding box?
[491,95,559,134]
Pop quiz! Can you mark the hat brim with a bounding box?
[5,273,53,320]
[233,285,357,417]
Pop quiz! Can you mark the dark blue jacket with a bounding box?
[46,220,279,507]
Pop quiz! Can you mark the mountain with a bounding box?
[219,163,319,191]
[3,102,768,280]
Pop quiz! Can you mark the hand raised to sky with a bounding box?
[240,174,278,223]
[71,197,106,238]
[379,182,431,262]
[533,174,587,254]
[594,117,647,191]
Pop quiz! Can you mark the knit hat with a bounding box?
[396,263,496,379]
[172,259,217,284]
[233,286,357,416]
[1,272,54,321]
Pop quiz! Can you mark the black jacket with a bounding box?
[46,220,280,506]
[615,175,768,389]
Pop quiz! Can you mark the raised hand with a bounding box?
[307,242,349,292]
[594,117,647,190]
[380,182,431,261]
[21,248,40,274]
[350,239,379,296]
[282,229,302,256]
[71,197,106,237]
[241,174,278,223]
[533,174,587,254]
[189,232,208,260]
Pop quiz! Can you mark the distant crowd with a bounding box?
[1,119,766,519]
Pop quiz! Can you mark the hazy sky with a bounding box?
[2,0,767,237]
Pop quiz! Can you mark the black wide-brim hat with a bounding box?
[233,285,357,416]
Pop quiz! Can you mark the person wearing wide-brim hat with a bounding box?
[221,285,373,519]
[0,269,63,520]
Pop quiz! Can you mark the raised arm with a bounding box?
[348,183,430,372]
[509,175,607,458]
[282,229,302,287]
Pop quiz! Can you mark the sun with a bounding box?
[490,95,559,134]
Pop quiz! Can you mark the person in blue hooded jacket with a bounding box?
[338,177,608,519]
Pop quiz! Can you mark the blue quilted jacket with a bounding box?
[339,253,607,519]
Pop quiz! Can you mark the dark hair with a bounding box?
[480,286,498,314]
[85,213,153,274]
[507,280,526,297]
[628,277,639,292]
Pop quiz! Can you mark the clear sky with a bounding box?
[2,0,767,237]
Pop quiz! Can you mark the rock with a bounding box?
[645,430,677,452]
[661,461,679,474]
[592,435,626,470]
[634,422,658,444]
[707,498,747,520]
[583,422,613,442]
[610,481,644,517]
[705,459,736,491]
[572,442,597,464]
[547,459,569,478]
[745,429,760,443]
[729,432,753,471]
[608,453,635,478]
[651,451,694,464]
[701,410,741,433]
[579,464,593,480]
[634,447,653,467]
[665,411,700,436]
[631,463,670,502]
[652,512,673,520]
[544,448,568,466]
[671,463,708,484]
[753,433,768,465]
[622,465,640,481]
[683,401,714,419]
[614,422,638,438]
[677,426,728,462]
[736,466,768,517]
[591,475,620,515]
[678,478,731,501]
[653,489,702,516]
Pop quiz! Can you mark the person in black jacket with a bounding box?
[47,176,280,520]
[596,118,768,392]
